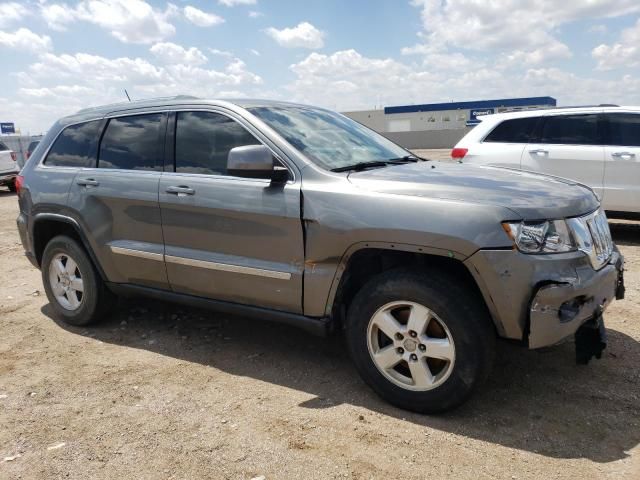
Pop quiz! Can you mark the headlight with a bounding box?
[502,220,576,254]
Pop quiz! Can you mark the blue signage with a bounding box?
[469,108,494,122]
[1,122,15,134]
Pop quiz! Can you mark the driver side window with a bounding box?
[175,111,260,176]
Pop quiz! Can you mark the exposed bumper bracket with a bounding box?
[575,311,606,365]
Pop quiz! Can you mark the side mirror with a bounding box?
[227,145,288,182]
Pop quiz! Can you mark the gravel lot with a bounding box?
[1,188,639,479]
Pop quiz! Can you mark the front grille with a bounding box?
[567,209,613,270]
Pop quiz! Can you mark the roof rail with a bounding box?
[75,95,201,114]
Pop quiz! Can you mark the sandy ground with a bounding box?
[0,189,639,480]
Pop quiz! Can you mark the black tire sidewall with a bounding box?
[346,270,494,413]
[41,236,102,326]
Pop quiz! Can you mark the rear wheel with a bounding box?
[41,235,114,326]
[345,269,495,413]
[8,180,16,192]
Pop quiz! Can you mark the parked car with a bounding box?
[0,140,18,192]
[16,98,625,413]
[27,140,40,160]
[452,106,640,215]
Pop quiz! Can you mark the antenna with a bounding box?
[124,89,131,102]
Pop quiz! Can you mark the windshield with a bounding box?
[248,105,410,171]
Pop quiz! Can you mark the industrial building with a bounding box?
[344,96,557,149]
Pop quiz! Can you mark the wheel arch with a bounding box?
[326,242,502,335]
[31,213,106,280]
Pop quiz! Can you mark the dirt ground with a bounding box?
[1,188,639,480]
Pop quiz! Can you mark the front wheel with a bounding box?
[345,269,495,413]
[41,235,114,326]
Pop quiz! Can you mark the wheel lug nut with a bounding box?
[409,330,417,338]
[395,333,404,340]
[397,347,404,354]
[410,354,418,361]
[419,344,426,351]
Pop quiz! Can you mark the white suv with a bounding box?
[452,106,640,215]
[0,141,18,192]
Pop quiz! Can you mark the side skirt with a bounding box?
[106,282,333,337]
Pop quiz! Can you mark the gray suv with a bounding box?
[16,97,625,412]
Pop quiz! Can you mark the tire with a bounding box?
[8,180,16,192]
[345,269,496,413]
[41,235,114,326]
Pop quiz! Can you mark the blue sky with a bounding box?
[1,0,640,133]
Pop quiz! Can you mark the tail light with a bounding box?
[10,152,16,162]
[451,148,468,160]
[15,175,24,194]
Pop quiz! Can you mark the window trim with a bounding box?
[97,111,168,172]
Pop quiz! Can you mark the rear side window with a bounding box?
[539,114,600,145]
[175,111,260,176]
[606,113,640,147]
[44,121,102,167]
[99,113,164,171]
[483,117,539,143]
[0,142,8,151]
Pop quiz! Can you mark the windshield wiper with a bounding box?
[386,154,427,163]
[330,161,390,172]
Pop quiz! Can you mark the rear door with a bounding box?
[522,113,605,196]
[602,111,640,212]
[468,116,539,167]
[67,112,169,289]
[158,109,304,313]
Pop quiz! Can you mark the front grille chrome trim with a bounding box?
[567,209,613,270]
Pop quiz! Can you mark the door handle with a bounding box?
[529,149,548,156]
[166,185,195,196]
[76,178,99,187]
[611,152,636,159]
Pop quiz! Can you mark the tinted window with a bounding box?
[99,114,163,170]
[44,121,101,167]
[175,111,260,175]
[28,141,40,151]
[607,113,640,147]
[539,114,599,145]
[484,117,539,143]
[0,142,8,151]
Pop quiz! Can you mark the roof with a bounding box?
[384,96,557,115]
[478,105,640,123]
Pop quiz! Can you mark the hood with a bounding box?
[347,162,599,219]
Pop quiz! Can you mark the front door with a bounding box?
[67,112,169,289]
[159,110,304,313]
[602,112,640,213]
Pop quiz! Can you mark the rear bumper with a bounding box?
[16,212,38,268]
[0,171,17,184]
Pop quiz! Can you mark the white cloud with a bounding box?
[407,0,640,67]
[209,48,233,57]
[0,2,28,28]
[248,10,263,18]
[183,6,224,27]
[592,18,640,70]
[41,0,178,44]
[219,0,256,6]
[0,28,52,53]
[249,49,260,56]
[265,22,325,49]
[151,42,208,66]
[286,49,640,112]
[11,51,263,131]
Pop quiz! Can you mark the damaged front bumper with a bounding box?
[465,247,625,353]
[528,251,624,349]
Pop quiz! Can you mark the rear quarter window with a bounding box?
[483,117,539,143]
[0,142,8,151]
[44,120,102,167]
